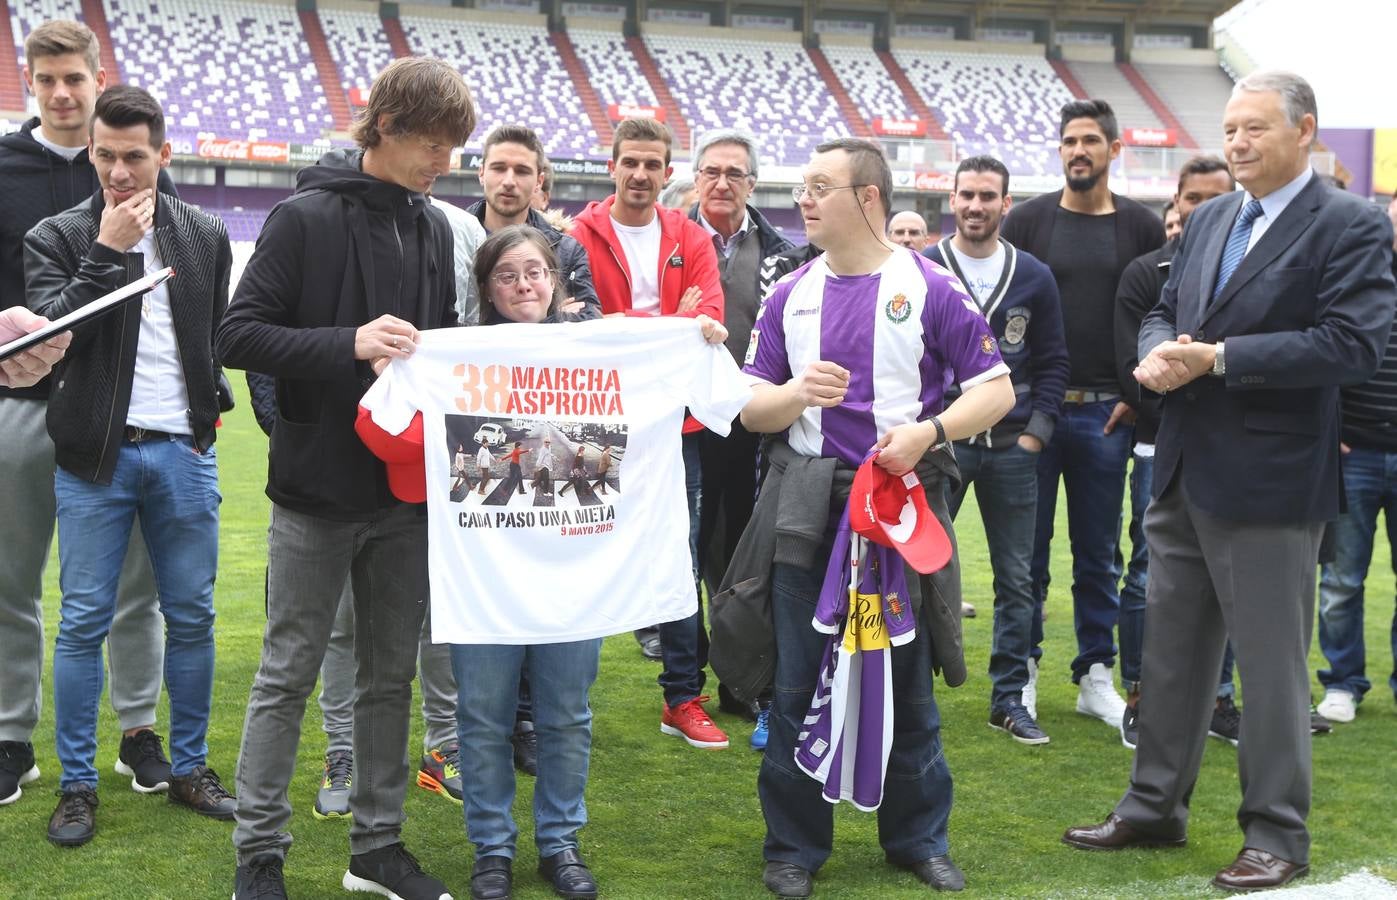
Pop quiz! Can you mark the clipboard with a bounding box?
[0,267,174,363]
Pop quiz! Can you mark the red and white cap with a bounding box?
[355,406,427,503]
[849,452,951,574]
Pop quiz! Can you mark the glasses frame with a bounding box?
[696,166,756,185]
[490,266,555,288]
[792,183,868,203]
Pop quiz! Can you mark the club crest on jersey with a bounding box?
[885,293,912,324]
[980,334,996,355]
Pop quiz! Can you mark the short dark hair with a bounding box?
[482,124,545,174]
[1059,99,1118,143]
[1162,200,1175,216]
[612,117,673,165]
[954,155,1010,195]
[1176,155,1233,194]
[813,137,893,219]
[540,160,554,195]
[25,20,99,73]
[91,84,165,148]
[351,56,476,150]
[474,225,564,324]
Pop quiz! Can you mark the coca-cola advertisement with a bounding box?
[872,118,928,138]
[606,103,665,123]
[196,138,291,164]
[1122,127,1178,148]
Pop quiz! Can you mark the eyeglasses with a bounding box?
[491,266,553,287]
[792,183,867,203]
[697,167,755,184]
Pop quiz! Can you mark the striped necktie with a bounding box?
[1212,199,1265,301]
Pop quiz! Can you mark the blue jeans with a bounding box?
[1318,446,1397,701]
[450,638,602,860]
[947,441,1038,709]
[53,436,220,789]
[659,431,708,706]
[1030,399,1131,681]
[759,555,953,873]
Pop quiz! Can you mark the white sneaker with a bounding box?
[1076,662,1128,730]
[1316,689,1357,723]
[1022,658,1039,721]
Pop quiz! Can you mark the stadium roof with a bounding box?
[892,0,1242,19]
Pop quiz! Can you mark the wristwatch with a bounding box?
[1211,341,1226,377]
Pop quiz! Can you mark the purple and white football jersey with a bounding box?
[744,247,1009,467]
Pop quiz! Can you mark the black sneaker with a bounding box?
[313,749,353,820]
[1121,702,1139,750]
[0,740,39,805]
[47,785,98,847]
[1208,696,1241,746]
[115,729,172,793]
[988,699,1050,745]
[234,853,288,899]
[718,683,759,721]
[512,720,538,777]
[343,843,450,900]
[1310,706,1333,735]
[169,764,236,819]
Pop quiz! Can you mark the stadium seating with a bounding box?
[1132,63,1234,152]
[105,0,336,145]
[1065,61,1167,132]
[892,49,1075,176]
[642,31,850,166]
[819,43,915,124]
[317,4,396,99]
[400,12,599,159]
[9,0,86,56]
[567,27,658,110]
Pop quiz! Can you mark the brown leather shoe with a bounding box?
[1062,813,1186,851]
[1212,847,1308,891]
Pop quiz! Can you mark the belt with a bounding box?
[1063,390,1120,404]
[123,426,176,443]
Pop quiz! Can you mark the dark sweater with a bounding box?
[1002,189,1165,399]
[1114,240,1174,444]
[1341,250,1397,451]
[0,117,177,400]
[925,237,1069,447]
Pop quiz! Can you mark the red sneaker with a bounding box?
[660,696,729,749]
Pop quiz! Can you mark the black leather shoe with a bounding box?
[470,855,512,900]
[1062,813,1186,851]
[538,848,597,900]
[890,854,965,891]
[762,861,812,898]
[1212,847,1308,891]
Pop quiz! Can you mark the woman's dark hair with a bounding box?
[474,224,564,324]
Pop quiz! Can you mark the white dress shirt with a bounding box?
[126,230,192,434]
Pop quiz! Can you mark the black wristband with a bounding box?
[929,415,946,448]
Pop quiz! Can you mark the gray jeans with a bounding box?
[233,502,429,861]
[0,396,162,742]
[319,586,458,753]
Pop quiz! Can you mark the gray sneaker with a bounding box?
[313,749,352,820]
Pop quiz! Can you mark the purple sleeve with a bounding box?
[921,259,1007,388]
[741,277,792,385]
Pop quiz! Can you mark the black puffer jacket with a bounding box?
[25,191,231,484]
[0,117,177,400]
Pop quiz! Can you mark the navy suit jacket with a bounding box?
[1140,173,1397,525]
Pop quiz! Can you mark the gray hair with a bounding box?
[694,128,760,181]
[658,179,695,209]
[1232,70,1318,129]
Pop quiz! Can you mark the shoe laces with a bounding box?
[324,751,352,790]
[0,741,31,774]
[55,787,97,824]
[129,729,166,764]
[242,855,285,899]
[190,766,233,801]
[754,706,771,731]
[1214,698,1241,730]
[431,744,461,779]
[1003,701,1039,733]
[676,696,716,726]
[375,842,426,878]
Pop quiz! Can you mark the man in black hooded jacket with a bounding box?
[216,57,473,900]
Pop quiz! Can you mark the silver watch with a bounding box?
[1211,341,1226,377]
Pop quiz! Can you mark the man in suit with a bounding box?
[1063,71,1396,892]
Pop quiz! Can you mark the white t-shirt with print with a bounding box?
[948,242,1007,309]
[360,317,751,645]
[612,217,662,315]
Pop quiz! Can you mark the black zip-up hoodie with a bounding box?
[216,149,458,521]
[0,117,176,400]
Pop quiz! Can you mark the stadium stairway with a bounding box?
[79,0,122,83]
[383,14,413,59]
[624,35,691,153]
[1048,59,1089,100]
[0,0,27,112]
[807,46,873,137]
[874,50,949,141]
[1120,62,1198,148]
[550,30,614,148]
[299,9,352,132]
